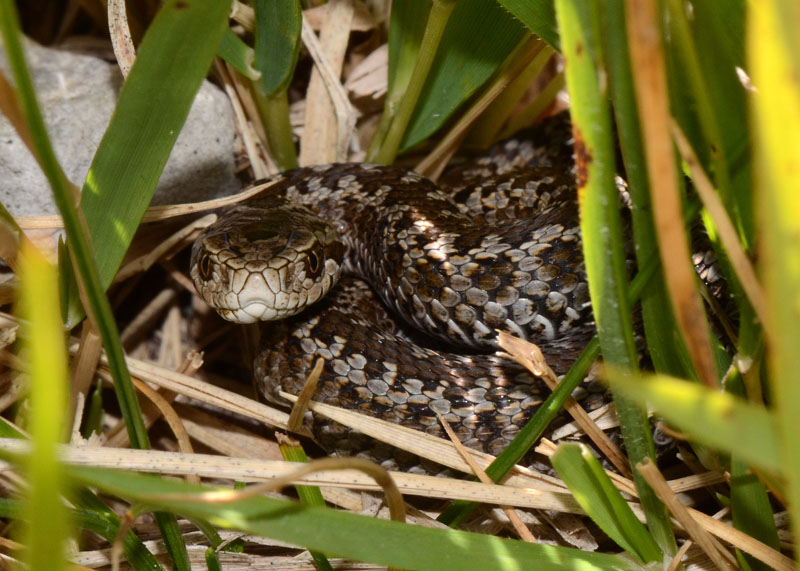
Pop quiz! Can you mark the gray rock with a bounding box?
[0,39,237,216]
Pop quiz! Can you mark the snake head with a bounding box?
[191,205,344,323]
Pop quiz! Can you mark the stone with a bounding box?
[0,38,238,216]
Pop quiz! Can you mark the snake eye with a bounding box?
[198,253,213,281]
[307,251,322,277]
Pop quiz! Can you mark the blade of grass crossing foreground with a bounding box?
[552,444,661,564]
[605,371,781,474]
[279,443,333,571]
[749,0,800,540]
[72,466,641,570]
[17,243,69,571]
[555,2,675,556]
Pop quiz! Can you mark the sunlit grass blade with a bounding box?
[749,0,800,543]
[278,442,332,571]
[366,0,429,159]
[16,241,69,571]
[552,444,661,564]
[626,0,719,390]
[604,370,780,474]
[70,465,641,570]
[74,0,231,310]
[371,0,458,163]
[0,1,230,565]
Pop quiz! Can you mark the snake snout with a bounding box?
[191,206,346,324]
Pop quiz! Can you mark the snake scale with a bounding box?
[191,114,611,460]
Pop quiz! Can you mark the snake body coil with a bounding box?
[191,115,600,456]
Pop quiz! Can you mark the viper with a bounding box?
[191,114,612,459]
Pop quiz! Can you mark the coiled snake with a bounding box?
[191,114,604,458]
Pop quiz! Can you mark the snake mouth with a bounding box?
[219,303,272,324]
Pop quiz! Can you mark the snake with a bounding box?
[191,114,609,460]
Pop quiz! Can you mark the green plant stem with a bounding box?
[558,2,675,558]
[254,86,299,170]
[370,0,457,164]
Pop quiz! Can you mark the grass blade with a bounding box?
[552,444,661,564]
[749,0,800,542]
[604,370,780,474]
[496,0,559,49]
[70,465,641,570]
[397,0,525,153]
[17,242,69,571]
[556,0,675,555]
[75,0,231,308]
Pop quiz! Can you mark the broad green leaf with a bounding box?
[604,371,781,474]
[17,243,69,571]
[253,0,302,95]
[750,0,800,544]
[497,0,559,49]
[75,0,231,306]
[400,0,526,150]
[552,444,661,564]
[72,466,641,571]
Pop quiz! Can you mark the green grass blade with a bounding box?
[603,0,692,380]
[366,0,430,159]
[218,27,258,80]
[279,443,332,571]
[556,1,674,555]
[75,0,231,304]
[398,0,526,152]
[17,243,69,571]
[70,466,641,570]
[496,0,560,49]
[552,444,661,563]
[604,370,781,474]
[372,0,458,164]
[750,0,800,542]
[253,0,301,95]
[252,0,302,170]
[0,2,227,565]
